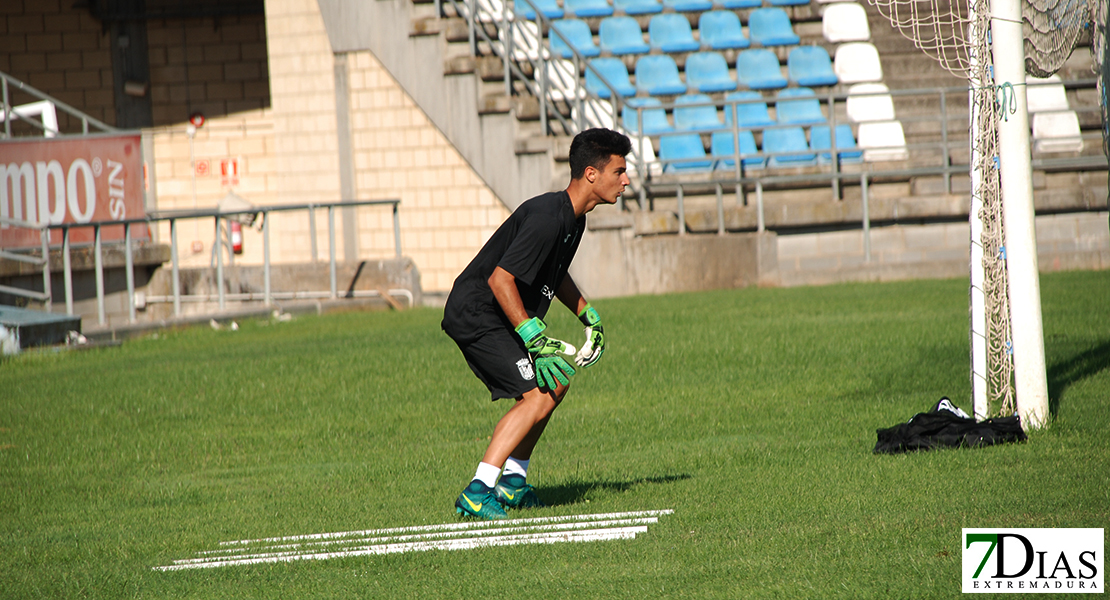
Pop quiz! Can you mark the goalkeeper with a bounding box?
[441,128,631,520]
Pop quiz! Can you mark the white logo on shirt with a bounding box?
[541,285,555,300]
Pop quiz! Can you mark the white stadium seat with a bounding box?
[858,120,908,161]
[846,83,895,122]
[822,3,870,42]
[834,42,883,83]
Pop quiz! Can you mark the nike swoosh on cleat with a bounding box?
[501,489,516,501]
[463,495,483,512]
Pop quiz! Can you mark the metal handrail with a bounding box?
[0,71,118,137]
[0,199,404,326]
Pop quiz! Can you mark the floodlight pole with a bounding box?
[989,0,1050,429]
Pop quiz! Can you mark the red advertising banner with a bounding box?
[0,134,149,249]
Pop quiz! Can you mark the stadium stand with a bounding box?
[599,16,651,55]
[769,0,811,6]
[724,91,775,127]
[541,59,584,101]
[711,129,764,168]
[613,0,665,15]
[715,0,761,8]
[550,19,601,58]
[1026,75,1085,153]
[834,42,883,83]
[674,93,724,130]
[846,83,896,122]
[635,55,688,95]
[499,21,543,61]
[811,124,863,162]
[623,97,676,134]
[659,132,714,171]
[821,2,871,42]
[565,0,615,17]
[787,46,838,87]
[649,13,702,52]
[858,120,909,161]
[775,87,827,125]
[736,49,788,89]
[697,10,751,50]
[515,0,564,19]
[665,0,715,12]
[763,126,816,166]
[585,57,638,97]
[574,98,617,129]
[748,8,801,46]
[685,51,739,93]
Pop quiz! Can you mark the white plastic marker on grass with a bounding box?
[153,509,673,571]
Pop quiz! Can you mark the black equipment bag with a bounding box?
[874,398,1027,454]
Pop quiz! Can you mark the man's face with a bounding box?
[592,155,630,205]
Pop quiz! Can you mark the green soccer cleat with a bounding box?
[495,474,545,509]
[455,481,508,520]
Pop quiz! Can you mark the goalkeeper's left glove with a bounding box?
[574,303,605,368]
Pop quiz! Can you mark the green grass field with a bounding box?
[2,270,1108,599]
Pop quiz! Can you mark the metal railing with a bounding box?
[0,199,407,326]
[1,71,118,138]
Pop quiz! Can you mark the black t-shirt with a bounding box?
[442,190,584,344]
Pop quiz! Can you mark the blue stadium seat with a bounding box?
[769,0,810,6]
[648,14,700,53]
[585,58,637,98]
[515,0,564,19]
[698,11,750,50]
[565,0,614,17]
[613,0,664,14]
[810,124,863,162]
[684,52,738,93]
[635,55,688,95]
[659,133,713,172]
[622,97,674,134]
[599,16,650,55]
[550,19,601,58]
[775,87,826,125]
[663,0,714,12]
[723,91,775,128]
[748,8,800,46]
[715,0,761,7]
[763,126,815,166]
[736,49,787,89]
[673,93,723,131]
[711,130,763,168]
[787,46,838,87]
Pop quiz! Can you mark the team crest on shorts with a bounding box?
[516,358,535,380]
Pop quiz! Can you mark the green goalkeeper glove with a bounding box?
[574,303,605,368]
[515,317,576,390]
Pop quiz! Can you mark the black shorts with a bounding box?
[452,327,539,401]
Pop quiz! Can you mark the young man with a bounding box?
[441,128,632,519]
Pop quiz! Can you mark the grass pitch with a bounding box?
[1,270,1108,598]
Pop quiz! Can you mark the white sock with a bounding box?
[472,462,501,489]
[503,456,529,479]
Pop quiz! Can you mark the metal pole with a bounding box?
[309,205,318,263]
[263,210,272,307]
[63,226,73,315]
[328,205,338,300]
[171,218,181,317]
[755,180,765,233]
[40,225,51,313]
[125,222,136,323]
[715,183,725,235]
[392,202,402,258]
[215,216,225,310]
[861,172,871,262]
[2,78,10,138]
[676,186,686,236]
[95,224,105,326]
[829,95,841,201]
[941,89,951,193]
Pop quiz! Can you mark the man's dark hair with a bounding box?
[568,128,632,180]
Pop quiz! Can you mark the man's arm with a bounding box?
[488,266,529,327]
[555,274,588,316]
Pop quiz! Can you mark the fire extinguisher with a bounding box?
[230,221,243,255]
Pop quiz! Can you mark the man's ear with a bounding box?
[585,165,598,184]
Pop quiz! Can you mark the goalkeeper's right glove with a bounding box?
[574,303,605,368]
[515,317,576,390]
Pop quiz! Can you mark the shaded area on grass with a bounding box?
[1047,341,1110,417]
[539,474,692,507]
